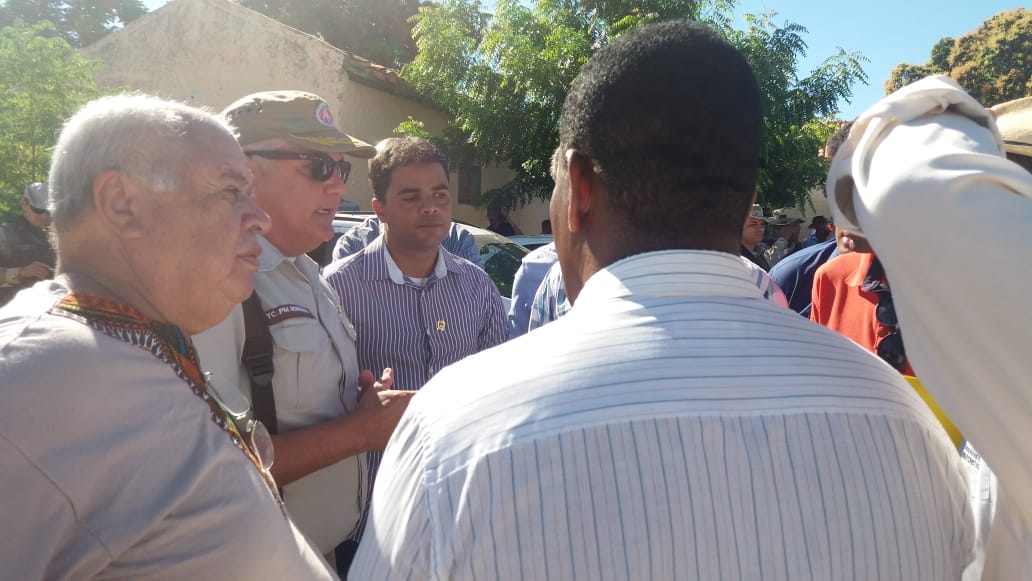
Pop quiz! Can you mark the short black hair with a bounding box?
[557,20,763,243]
[369,137,448,200]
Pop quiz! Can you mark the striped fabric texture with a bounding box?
[326,235,509,540]
[325,235,508,392]
[529,255,787,332]
[350,250,974,581]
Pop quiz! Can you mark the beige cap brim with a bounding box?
[286,131,376,158]
[991,96,1032,158]
[1003,140,1032,158]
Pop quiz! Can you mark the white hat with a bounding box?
[992,96,1032,157]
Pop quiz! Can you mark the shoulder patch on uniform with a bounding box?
[264,304,316,325]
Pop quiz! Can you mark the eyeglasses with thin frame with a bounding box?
[203,372,274,471]
[245,150,352,184]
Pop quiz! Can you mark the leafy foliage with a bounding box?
[402,1,866,209]
[0,0,147,48]
[731,13,867,208]
[885,9,1032,107]
[238,0,425,68]
[0,21,99,220]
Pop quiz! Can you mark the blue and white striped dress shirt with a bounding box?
[350,250,974,581]
[325,235,509,538]
[325,235,508,391]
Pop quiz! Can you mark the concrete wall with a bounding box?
[83,0,548,233]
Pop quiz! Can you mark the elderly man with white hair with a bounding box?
[0,95,335,578]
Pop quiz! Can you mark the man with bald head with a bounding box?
[0,94,334,578]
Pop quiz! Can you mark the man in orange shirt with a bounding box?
[809,229,913,375]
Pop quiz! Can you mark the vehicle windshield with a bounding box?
[480,242,526,299]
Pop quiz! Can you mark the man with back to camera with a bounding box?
[0,182,56,306]
[350,21,974,580]
[508,240,558,337]
[192,90,413,571]
[0,94,335,578]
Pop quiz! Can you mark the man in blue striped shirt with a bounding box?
[325,137,507,389]
[351,22,974,580]
[325,137,508,564]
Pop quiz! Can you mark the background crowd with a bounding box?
[0,16,1030,581]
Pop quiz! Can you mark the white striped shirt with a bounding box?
[529,255,787,332]
[350,250,974,581]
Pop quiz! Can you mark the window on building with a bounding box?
[456,164,482,206]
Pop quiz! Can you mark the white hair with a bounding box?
[48,93,238,233]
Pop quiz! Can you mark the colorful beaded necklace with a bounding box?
[51,292,283,506]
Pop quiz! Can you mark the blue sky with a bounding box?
[733,0,1022,118]
[141,0,1019,117]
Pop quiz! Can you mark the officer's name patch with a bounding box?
[264,304,316,325]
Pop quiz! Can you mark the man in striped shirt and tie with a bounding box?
[350,21,975,580]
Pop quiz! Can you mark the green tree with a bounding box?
[0,0,147,48]
[402,0,866,210]
[885,9,1032,106]
[733,13,867,207]
[0,21,99,220]
[238,0,425,68]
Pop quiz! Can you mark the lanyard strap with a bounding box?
[51,293,283,506]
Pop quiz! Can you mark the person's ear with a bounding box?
[92,171,146,238]
[371,197,385,219]
[565,149,595,234]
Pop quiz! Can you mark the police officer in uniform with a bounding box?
[192,91,413,574]
[0,183,55,305]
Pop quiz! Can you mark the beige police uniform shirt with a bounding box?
[194,236,364,556]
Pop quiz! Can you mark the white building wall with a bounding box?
[83,0,548,233]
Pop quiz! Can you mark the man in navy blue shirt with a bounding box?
[770,121,856,316]
[769,231,838,316]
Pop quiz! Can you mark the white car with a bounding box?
[507,234,553,251]
[324,212,529,310]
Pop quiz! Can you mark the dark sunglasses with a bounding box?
[245,150,351,183]
[29,206,49,215]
